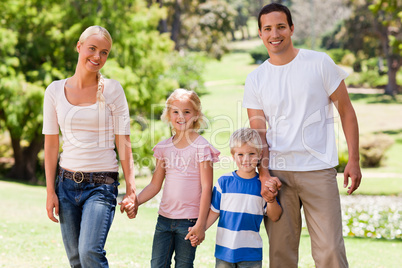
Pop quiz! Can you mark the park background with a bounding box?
[0,0,401,267]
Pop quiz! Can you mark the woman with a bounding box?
[43,25,138,267]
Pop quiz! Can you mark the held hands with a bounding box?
[119,193,139,219]
[186,226,204,247]
[261,174,282,203]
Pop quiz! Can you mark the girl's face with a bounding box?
[169,99,199,133]
[76,34,111,74]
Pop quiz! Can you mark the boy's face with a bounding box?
[232,143,262,177]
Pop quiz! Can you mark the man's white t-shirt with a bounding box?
[42,78,131,172]
[243,49,348,171]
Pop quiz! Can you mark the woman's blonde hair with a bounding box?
[79,25,113,47]
[161,88,205,133]
[230,128,263,155]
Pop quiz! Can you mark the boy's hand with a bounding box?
[185,226,203,247]
[264,178,280,203]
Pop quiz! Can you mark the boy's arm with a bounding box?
[137,159,165,205]
[264,178,282,222]
[266,199,282,222]
[205,209,220,230]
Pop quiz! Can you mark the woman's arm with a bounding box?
[137,158,166,205]
[115,134,138,218]
[44,134,60,223]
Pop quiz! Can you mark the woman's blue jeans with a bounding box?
[151,215,197,268]
[56,173,119,268]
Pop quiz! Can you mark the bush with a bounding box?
[327,48,352,64]
[360,134,394,167]
[335,151,349,173]
[249,45,269,64]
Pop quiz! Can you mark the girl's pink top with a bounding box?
[153,135,220,219]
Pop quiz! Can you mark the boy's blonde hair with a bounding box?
[230,128,262,154]
[161,88,205,133]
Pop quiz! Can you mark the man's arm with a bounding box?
[248,108,282,202]
[330,80,362,194]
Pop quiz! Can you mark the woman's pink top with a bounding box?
[153,135,220,219]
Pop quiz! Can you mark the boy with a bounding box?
[190,128,282,267]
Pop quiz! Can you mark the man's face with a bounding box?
[258,11,294,58]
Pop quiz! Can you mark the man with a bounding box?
[242,3,362,268]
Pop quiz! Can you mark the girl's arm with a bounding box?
[115,134,138,218]
[44,134,60,223]
[185,160,213,245]
[137,158,166,205]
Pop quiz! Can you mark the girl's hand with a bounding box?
[185,225,205,247]
[119,194,138,219]
[186,227,199,247]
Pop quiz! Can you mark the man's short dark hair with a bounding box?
[258,3,293,30]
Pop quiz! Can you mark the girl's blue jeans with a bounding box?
[56,173,119,268]
[151,215,197,268]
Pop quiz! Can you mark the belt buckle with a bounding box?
[73,171,84,183]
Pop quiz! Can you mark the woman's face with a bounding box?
[76,34,111,74]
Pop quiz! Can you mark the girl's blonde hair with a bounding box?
[79,25,113,47]
[78,26,112,109]
[161,88,205,133]
[230,128,263,155]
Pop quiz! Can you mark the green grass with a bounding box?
[0,180,401,268]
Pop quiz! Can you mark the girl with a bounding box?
[134,88,219,267]
[43,26,138,267]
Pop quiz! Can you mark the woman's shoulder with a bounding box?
[45,79,67,94]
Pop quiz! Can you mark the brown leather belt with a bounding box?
[58,168,118,184]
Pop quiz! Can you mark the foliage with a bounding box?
[249,44,269,64]
[360,133,394,167]
[0,0,193,182]
[335,151,349,173]
[182,1,237,60]
[165,51,207,94]
[321,0,401,94]
[326,48,353,65]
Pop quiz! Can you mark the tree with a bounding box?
[369,0,401,95]
[320,0,401,95]
[0,0,179,182]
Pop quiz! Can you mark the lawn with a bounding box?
[0,180,401,268]
[1,50,402,267]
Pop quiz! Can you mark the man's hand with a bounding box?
[343,160,362,195]
[260,174,282,203]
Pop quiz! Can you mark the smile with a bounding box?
[88,59,100,66]
[270,40,282,45]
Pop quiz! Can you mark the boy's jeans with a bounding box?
[151,215,197,268]
[56,173,119,268]
[216,258,262,268]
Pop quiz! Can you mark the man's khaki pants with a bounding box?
[265,168,348,268]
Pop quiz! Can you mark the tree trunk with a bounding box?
[385,55,400,95]
[156,0,168,34]
[171,0,182,50]
[8,133,44,183]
